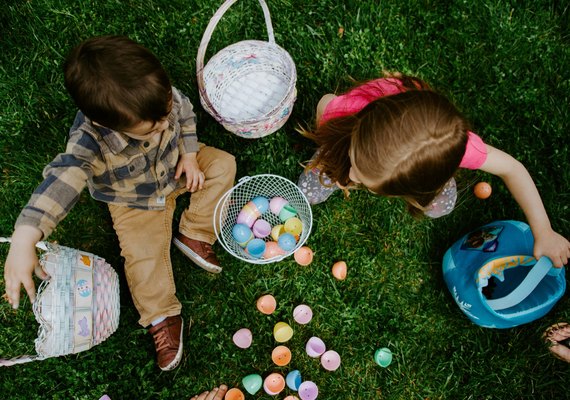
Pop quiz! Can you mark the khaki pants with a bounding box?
[108,145,236,326]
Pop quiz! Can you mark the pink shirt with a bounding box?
[321,78,488,169]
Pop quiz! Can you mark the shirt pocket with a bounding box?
[112,154,149,180]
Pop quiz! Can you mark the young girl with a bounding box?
[298,74,570,267]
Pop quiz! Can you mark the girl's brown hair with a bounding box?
[302,75,469,216]
[64,35,171,131]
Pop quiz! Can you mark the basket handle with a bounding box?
[196,0,276,120]
[486,256,562,311]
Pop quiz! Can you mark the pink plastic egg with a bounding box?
[263,373,285,395]
[237,202,261,227]
[293,304,313,324]
[232,328,252,349]
[294,246,313,266]
[284,397,300,400]
[264,241,286,259]
[321,350,341,371]
[252,219,272,238]
[256,294,277,315]
[332,261,347,280]
[270,196,288,215]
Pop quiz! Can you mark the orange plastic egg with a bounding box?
[271,345,292,366]
[264,241,286,259]
[332,261,347,280]
[263,373,285,395]
[256,294,277,315]
[294,246,313,266]
[224,388,245,400]
[474,182,492,199]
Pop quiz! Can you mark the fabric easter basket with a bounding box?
[442,221,565,329]
[0,238,120,366]
[196,0,297,138]
[214,174,312,264]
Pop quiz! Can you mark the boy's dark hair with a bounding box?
[64,35,171,131]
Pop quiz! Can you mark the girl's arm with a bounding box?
[479,145,570,267]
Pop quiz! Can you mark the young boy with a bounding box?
[3,35,236,371]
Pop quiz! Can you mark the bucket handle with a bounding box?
[196,0,276,121]
[486,256,562,311]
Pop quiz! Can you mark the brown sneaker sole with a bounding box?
[173,237,223,274]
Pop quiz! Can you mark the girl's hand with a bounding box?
[533,228,570,268]
[189,385,228,400]
[4,225,46,309]
[175,152,205,192]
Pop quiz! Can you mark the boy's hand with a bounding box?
[4,225,46,309]
[533,228,570,268]
[175,152,205,193]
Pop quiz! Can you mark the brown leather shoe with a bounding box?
[173,233,222,273]
[148,315,183,371]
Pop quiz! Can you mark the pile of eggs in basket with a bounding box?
[231,196,303,259]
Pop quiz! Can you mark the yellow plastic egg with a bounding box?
[224,388,245,400]
[273,322,294,343]
[284,217,303,239]
[294,246,313,266]
[256,294,277,315]
[271,345,292,366]
[332,261,347,280]
[271,224,285,241]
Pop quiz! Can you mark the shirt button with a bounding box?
[143,142,150,148]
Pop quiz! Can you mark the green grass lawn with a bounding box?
[1,0,569,399]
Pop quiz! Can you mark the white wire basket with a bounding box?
[0,239,120,366]
[214,174,312,264]
[196,0,297,139]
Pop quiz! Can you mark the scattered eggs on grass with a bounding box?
[271,345,292,366]
[232,328,252,349]
[294,246,313,266]
[224,388,245,400]
[332,261,347,280]
[293,304,313,324]
[256,294,277,315]
[474,181,492,199]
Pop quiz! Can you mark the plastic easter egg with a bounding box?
[271,345,292,366]
[286,370,302,391]
[294,246,313,266]
[374,347,393,367]
[252,219,272,238]
[284,217,303,239]
[332,261,347,280]
[263,373,285,395]
[277,233,297,252]
[293,304,313,324]
[224,388,245,400]
[271,224,285,241]
[246,238,266,259]
[264,241,286,259]
[284,397,300,400]
[298,381,318,400]
[273,322,294,343]
[236,203,260,227]
[256,294,277,315]
[270,196,289,215]
[232,328,252,349]
[242,374,263,395]
[232,223,254,247]
[321,350,341,371]
[279,204,298,222]
[474,181,492,199]
[251,196,269,214]
[305,336,326,358]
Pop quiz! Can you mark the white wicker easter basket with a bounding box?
[196,0,297,138]
[214,174,312,264]
[0,238,120,366]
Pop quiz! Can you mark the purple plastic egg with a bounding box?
[293,304,313,325]
[232,328,252,349]
[305,336,326,358]
[298,381,318,400]
[252,219,272,238]
[237,202,261,227]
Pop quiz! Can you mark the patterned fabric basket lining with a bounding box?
[0,239,120,366]
[197,0,297,138]
[214,174,312,264]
